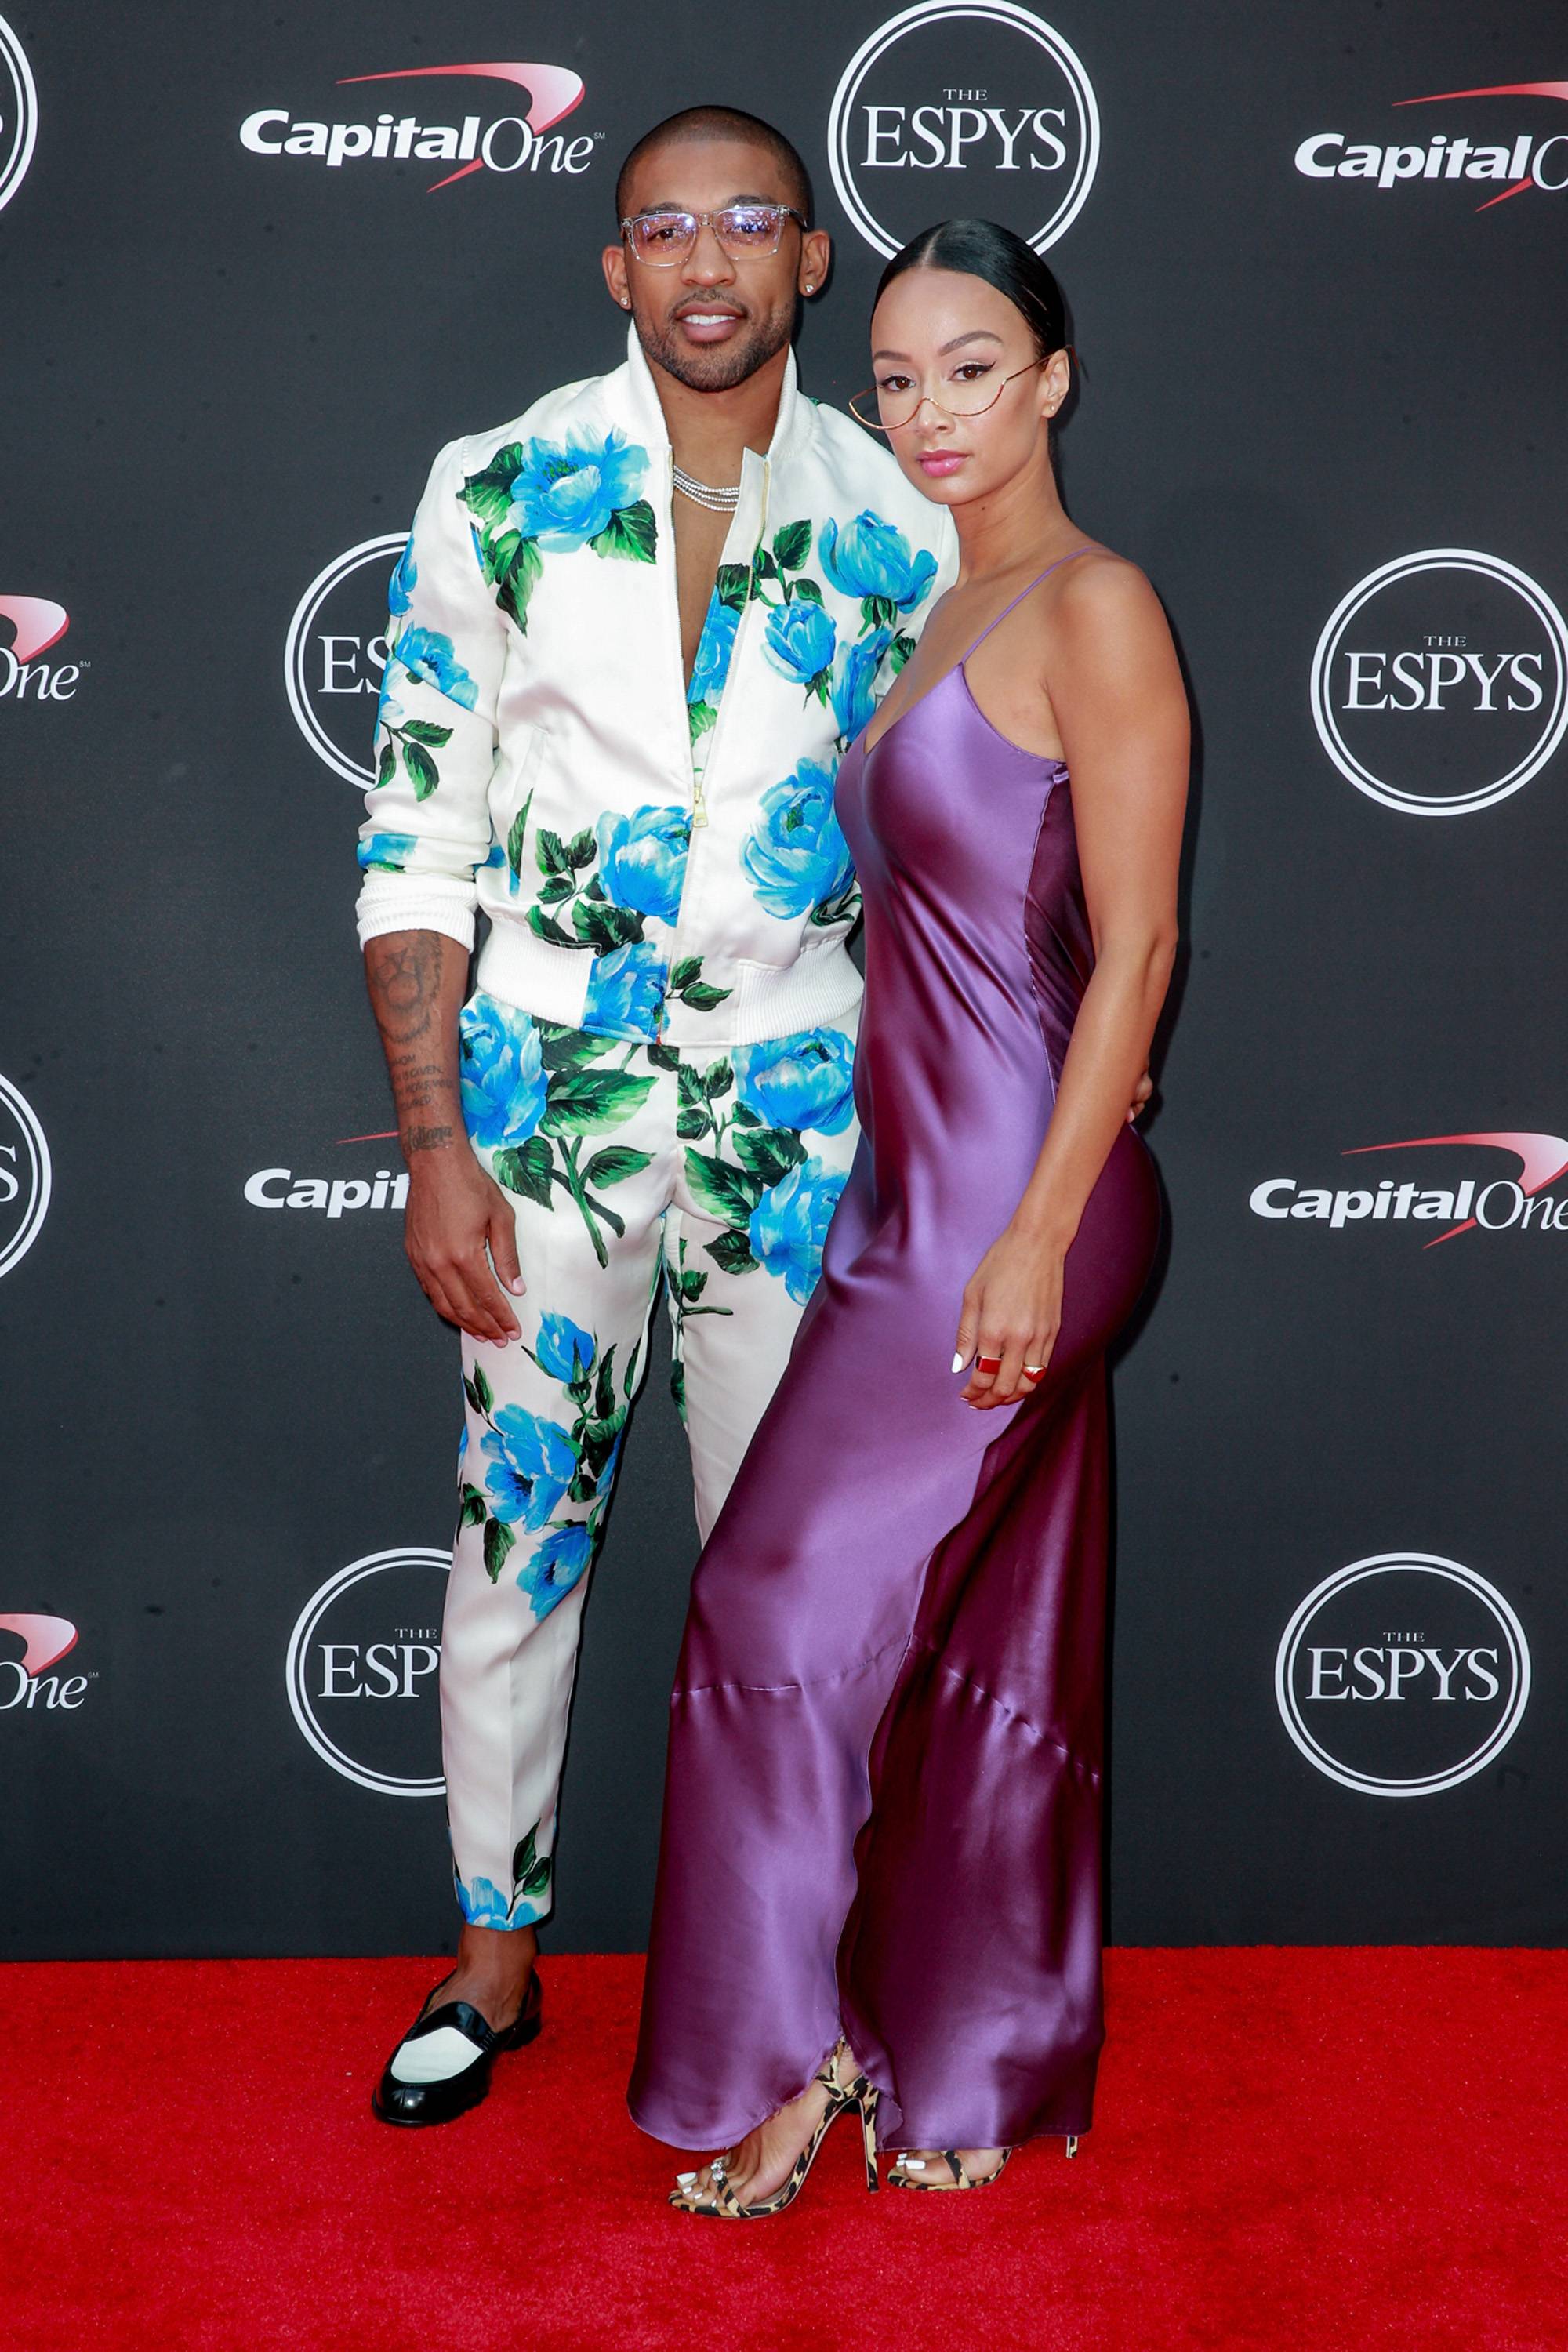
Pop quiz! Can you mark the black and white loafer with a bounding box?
[372,1968,543,2126]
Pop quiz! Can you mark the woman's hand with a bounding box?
[953,1220,1067,1408]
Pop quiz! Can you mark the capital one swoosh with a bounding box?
[0,1613,78,1674]
[336,62,585,192]
[1396,79,1568,211]
[1343,1130,1568,1247]
[0,597,69,659]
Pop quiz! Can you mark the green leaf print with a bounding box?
[706,1227,760,1276]
[583,1145,652,1189]
[791,575,825,606]
[679,1265,709,1303]
[589,498,657,564]
[732,1124,807,1186]
[493,1134,554,1209]
[701,1059,733,1100]
[571,896,645,953]
[538,874,574,903]
[536,1022,617,1074]
[513,1824,553,1901]
[477,525,524,590]
[495,537,544,634]
[688,698,717,745]
[593,1348,619,1423]
[375,739,396,789]
[402,739,439,800]
[543,1068,657,1138]
[680,980,731,1013]
[401,719,453,748]
[459,442,528,530]
[645,1041,681,1073]
[527,906,577,947]
[459,1484,487,1530]
[567,829,597,869]
[483,1517,515,1583]
[682,1149,764,1226]
[535,827,572,877]
[772,519,812,573]
[715,563,750,610]
[505,793,532,887]
[889,630,917,675]
[474,1364,495,1414]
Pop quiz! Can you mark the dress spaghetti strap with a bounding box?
[961,546,1097,662]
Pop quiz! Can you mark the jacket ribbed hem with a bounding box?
[474,921,861,1047]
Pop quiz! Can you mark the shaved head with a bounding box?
[615,106,813,224]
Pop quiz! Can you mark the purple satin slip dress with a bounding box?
[629,550,1162,2154]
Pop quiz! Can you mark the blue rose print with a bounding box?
[742,761,855,920]
[458,998,548,1152]
[481,1406,577,1531]
[535,1314,596,1384]
[455,1874,513,1928]
[583,941,668,1041]
[356,830,417,873]
[830,630,892,744]
[821,512,938,613]
[596,804,691,924]
[387,538,418,615]
[748,1156,848,1304]
[688,593,739,709]
[508,428,648,552]
[763,597,837,689]
[516,1522,596,1622]
[389,624,479,710]
[734,1028,856,1136]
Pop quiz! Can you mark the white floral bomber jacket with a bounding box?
[354,324,958,1047]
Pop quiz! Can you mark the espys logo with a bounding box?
[0,1613,89,1712]
[1311,552,1568,815]
[1297,78,1568,212]
[829,0,1098,258]
[1276,1555,1530,1797]
[285,534,405,784]
[285,1548,448,1796]
[240,61,591,192]
[0,596,82,702]
[0,1072,51,1279]
[1250,1131,1568,1248]
[0,15,38,216]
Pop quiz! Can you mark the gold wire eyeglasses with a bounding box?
[849,359,1047,433]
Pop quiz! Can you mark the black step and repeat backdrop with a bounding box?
[3,2,1564,1959]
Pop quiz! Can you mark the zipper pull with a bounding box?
[691,774,709,829]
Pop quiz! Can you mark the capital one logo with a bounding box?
[1311,552,1568,815]
[285,534,406,783]
[0,595,82,702]
[0,15,37,216]
[1276,1555,1530,1797]
[1250,1131,1568,1249]
[0,1073,51,1279]
[1297,78,1568,213]
[240,61,591,192]
[0,1613,89,1712]
[829,0,1098,259]
[285,1548,448,1795]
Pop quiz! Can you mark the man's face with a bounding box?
[603,136,830,394]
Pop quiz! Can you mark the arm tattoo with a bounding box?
[405,1123,456,1154]
[368,935,444,1044]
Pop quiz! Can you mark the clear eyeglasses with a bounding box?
[848,360,1047,434]
[621,203,808,266]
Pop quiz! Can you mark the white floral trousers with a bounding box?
[441,989,861,1929]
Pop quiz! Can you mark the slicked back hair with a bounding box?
[615,107,813,227]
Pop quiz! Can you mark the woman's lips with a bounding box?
[916,452,966,476]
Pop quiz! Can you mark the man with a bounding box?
[358,106,956,2125]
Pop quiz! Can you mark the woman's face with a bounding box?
[866,266,1068,509]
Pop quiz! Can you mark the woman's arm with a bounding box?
[956,558,1189,1406]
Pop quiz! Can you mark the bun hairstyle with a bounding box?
[873,218,1069,366]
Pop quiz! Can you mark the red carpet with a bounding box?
[5,1950,1563,2350]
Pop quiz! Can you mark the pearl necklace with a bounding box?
[673,461,741,514]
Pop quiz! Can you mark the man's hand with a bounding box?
[405,1151,524,1346]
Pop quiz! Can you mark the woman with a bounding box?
[628,219,1189,2213]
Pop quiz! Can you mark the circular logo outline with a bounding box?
[1310,549,1568,816]
[0,15,38,216]
[285,1547,449,1797]
[0,1072,51,1279]
[1275,1552,1530,1797]
[284,532,407,786]
[827,0,1100,260]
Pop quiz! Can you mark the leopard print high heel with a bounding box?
[888,2134,1079,2190]
[669,2041,881,2220]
